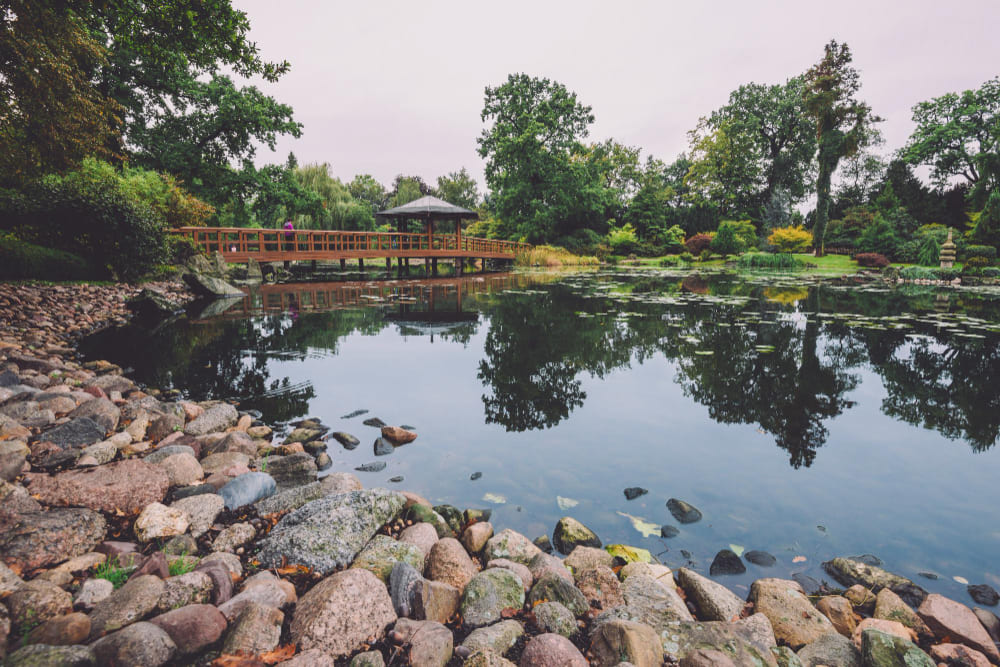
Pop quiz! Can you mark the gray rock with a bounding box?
[678,567,744,621]
[534,601,578,637]
[91,621,177,667]
[665,620,779,665]
[0,439,29,481]
[709,549,746,575]
[267,452,318,489]
[0,508,106,571]
[356,461,386,472]
[520,634,587,667]
[349,651,386,667]
[460,568,525,628]
[222,601,284,656]
[822,557,927,607]
[37,417,105,448]
[171,493,224,539]
[213,522,256,553]
[796,631,860,667]
[974,606,1000,642]
[589,619,664,667]
[183,271,244,298]
[68,398,120,432]
[144,444,196,464]
[258,488,405,574]
[332,432,361,449]
[148,603,227,655]
[461,618,524,655]
[88,574,165,639]
[6,579,73,632]
[860,628,934,667]
[603,572,694,632]
[255,480,327,514]
[484,528,543,565]
[217,572,293,621]
[529,572,590,616]
[74,577,114,611]
[352,534,425,583]
[184,402,239,436]
[389,561,424,617]
[4,644,97,666]
[772,646,804,667]
[219,472,276,509]
[156,571,214,613]
[374,437,394,456]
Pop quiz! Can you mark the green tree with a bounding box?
[348,174,389,216]
[251,154,322,228]
[803,40,881,256]
[685,78,816,219]
[902,77,1000,192]
[293,163,374,230]
[709,221,746,257]
[0,1,123,185]
[436,168,480,209]
[587,139,643,222]
[478,73,611,243]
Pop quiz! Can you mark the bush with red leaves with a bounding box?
[855,252,890,268]
[685,233,714,255]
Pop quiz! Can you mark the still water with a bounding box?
[83,269,1000,602]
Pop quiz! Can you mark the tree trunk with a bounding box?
[813,157,833,257]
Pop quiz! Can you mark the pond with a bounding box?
[82,269,1000,603]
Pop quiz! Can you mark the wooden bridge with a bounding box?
[171,226,530,268]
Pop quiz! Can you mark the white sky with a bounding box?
[233,0,1000,189]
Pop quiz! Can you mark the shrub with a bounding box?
[710,221,747,257]
[678,252,695,263]
[856,216,902,258]
[899,266,938,280]
[0,232,94,280]
[855,253,890,268]
[720,219,757,249]
[699,248,713,261]
[658,256,680,267]
[657,224,687,253]
[916,236,940,266]
[607,223,639,255]
[964,245,997,261]
[12,176,167,282]
[767,225,812,253]
[964,256,991,270]
[737,253,805,269]
[685,233,714,255]
[515,245,599,267]
[981,267,1000,278]
[936,267,960,281]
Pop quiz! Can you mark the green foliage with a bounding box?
[803,40,881,255]
[607,223,639,254]
[0,2,123,186]
[348,174,389,217]
[9,168,167,281]
[899,266,938,280]
[290,162,374,230]
[855,253,890,268]
[737,253,806,269]
[678,251,695,263]
[657,255,681,267]
[710,221,747,256]
[0,232,94,280]
[658,225,687,253]
[970,191,1000,248]
[916,236,941,266]
[964,244,997,261]
[94,557,131,589]
[436,168,480,209]
[722,220,757,248]
[856,215,902,258]
[167,555,198,577]
[768,225,813,253]
[685,233,714,255]
[903,77,999,193]
[478,73,612,243]
[964,256,991,270]
[685,77,816,218]
[936,267,961,281]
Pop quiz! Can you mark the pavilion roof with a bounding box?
[377,195,478,220]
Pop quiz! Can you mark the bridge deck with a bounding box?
[172,227,529,262]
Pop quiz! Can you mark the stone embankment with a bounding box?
[1,281,999,666]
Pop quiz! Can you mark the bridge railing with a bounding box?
[171,227,531,258]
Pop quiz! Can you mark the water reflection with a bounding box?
[81,270,1000,460]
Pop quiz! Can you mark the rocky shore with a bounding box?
[1,281,999,667]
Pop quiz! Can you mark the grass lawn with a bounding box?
[627,252,916,275]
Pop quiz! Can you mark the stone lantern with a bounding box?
[940,229,957,269]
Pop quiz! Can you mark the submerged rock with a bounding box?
[355,461,386,473]
[709,549,746,576]
[745,550,777,567]
[331,432,360,449]
[623,487,648,500]
[823,557,927,607]
[666,498,702,524]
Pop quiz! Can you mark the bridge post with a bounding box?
[340,259,346,271]
[432,258,438,275]
[359,258,364,272]
[385,257,391,272]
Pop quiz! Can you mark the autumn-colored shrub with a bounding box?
[685,233,714,255]
[855,253,890,268]
[768,225,812,253]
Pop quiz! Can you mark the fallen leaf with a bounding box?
[792,556,807,563]
[261,645,296,665]
[953,575,969,584]
[616,511,660,538]
[556,496,579,510]
[482,492,507,504]
[729,544,745,557]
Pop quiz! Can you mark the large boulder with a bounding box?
[219,472,276,510]
[425,537,478,591]
[552,516,601,553]
[595,572,693,638]
[484,529,542,565]
[68,398,120,432]
[520,634,587,667]
[394,618,453,667]
[796,631,860,667]
[461,619,524,655]
[823,557,927,607]
[182,271,243,298]
[148,604,227,655]
[88,574,166,639]
[749,578,836,650]
[25,459,170,514]
[528,572,589,616]
[917,593,1000,662]
[589,619,663,667]
[351,534,425,583]
[0,508,106,572]
[290,568,396,658]
[184,402,238,436]
[860,628,934,667]
[91,621,177,667]
[257,488,405,574]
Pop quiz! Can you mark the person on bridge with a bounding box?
[283,218,294,251]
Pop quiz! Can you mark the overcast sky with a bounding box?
[233,0,1000,189]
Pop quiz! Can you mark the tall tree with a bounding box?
[478,73,611,244]
[803,40,880,256]
[348,174,389,216]
[685,78,816,219]
[436,168,480,209]
[902,77,1000,192]
[0,1,123,185]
